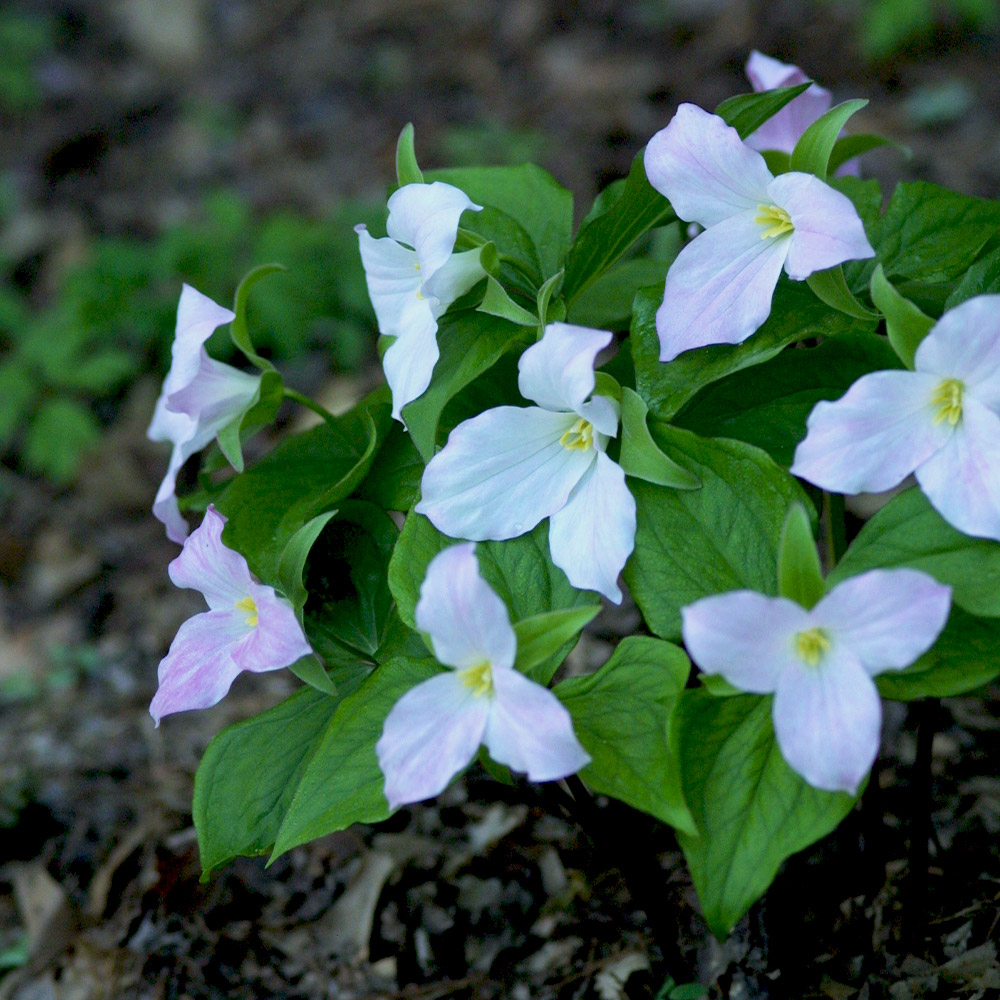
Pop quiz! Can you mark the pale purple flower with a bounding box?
[149,506,312,724]
[356,182,486,421]
[683,569,951,793]
[376,544,589,808]
[644,104,875,362]
[792,294,1000,541]
[148,285,261,543]
[415,323,636,603]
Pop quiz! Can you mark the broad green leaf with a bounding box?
[828,133,908,173]
[288,654,338,695]
[513,606,600,683]
[477,275,538,326]
[278,510,338,612]
[869,263,935,369]
[231,263,285,371]
[777,503,825,609]
[805,265,878,320]
[395,122,424,186]
[789,99,868,180]
[216,369,284,473]
[714,83,812,140]
[567,257,673,330]
[354,422,424,512]
[535,270,564,328]
[944,245,1000,308]
[556,636,695,833]
[619,387,700,489]
[675,692,857,938]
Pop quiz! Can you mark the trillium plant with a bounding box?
[148,59,1000,941]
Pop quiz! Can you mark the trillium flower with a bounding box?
[683,569,951,793]
[356,181,487,421]
[148,285,261,543]
[376,544,590,808]
[149,506,312,724]
[415,322,636,603]
[791,295,1000,541]
[644,103,875,362]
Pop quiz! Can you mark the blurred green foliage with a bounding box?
[0,11,52,113]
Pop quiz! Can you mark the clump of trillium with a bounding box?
[416,322,636,603]
[149,506,312,724]
[148,285,262,543]
[356,181,487,421]
[683,569,951,793]
[644,103,875,362]
[792,294,1000,541]
[375,544,590,809]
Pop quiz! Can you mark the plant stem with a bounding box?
[282,387,337,426]
[821,491,847,572]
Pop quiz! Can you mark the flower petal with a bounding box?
[422,247,486,314]
[485,668,590,781]
[769,173,874,279]
[744,51,832,155]
[547,451,635,603]
[166,354,260,430]
[355,225,429,337]
[381,311,440,422]
[644,104,773,228]
[152,445,197,544]
[376,670,490,809]
[415,543,517,671]
[772,649,881,794]
[416,407,593,540]
[791,370,949,494]
[240,583,313,672]
[681,591,810,693]
[656,212,790,362]
[517,322,612,415]
[813,569,951,674]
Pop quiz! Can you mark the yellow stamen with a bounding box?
[755,204,794,240]
[794,627,831,667]
[460,661,494,698]
[234,596,258,627]
[931,377,964,426]
[416,289,426,300]
[560,417,594,451]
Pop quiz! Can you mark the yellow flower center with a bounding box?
[234,595,258,627]
[794,627,832,667]
[460,661,494,698]
[755,204,794,240]
[560,417,594,451]
[930,377,964,426]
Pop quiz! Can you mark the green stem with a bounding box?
[283,387,337,426]
[821,491,847,572]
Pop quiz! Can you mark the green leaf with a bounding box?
[535,269,564,327]
[789,99,868,180]
[777,503,825,609]
[278,510,339,612]
[567,256,674,330]
[216,369,284,473]
[869,263,935,369]
[395,122,424,186]
[23,398,100,484]
[624,425,813,640]
[675,691,857,938]
[287,653,338,696]
[513,606,600,682]
[619,387,700,489]
[556,636,695,833]
[805,265,878,321]
[354,422,424,512]
[714,83,812,140]
[944,245,1000,308]
[477,275,538,326]
[231,263,286,371]
[0,360,35,448]
[828,133,908,173]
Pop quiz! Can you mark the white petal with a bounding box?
[517,322,612,415]
[376,671,490,809]
[656,212,790,362]
[547,451,635,603]
[386,181,481,278]
[422,247,486,315]
[744,51,832,155]
[791,370,950,494]
[915,397,1000,541]
[415,543,517,671]
[576,394,619,439]
[769,173,874,279]
[381,312,440,422]
[644,104,773,227]
[239,583,313,672]
[813,569,951,673]
[681,591,810,693]
[152,444,196,544]
[166,354,260,429]
[416,407,593,540]
[355,226,430,337]
[773,649,881,794]
[486,668,590,781]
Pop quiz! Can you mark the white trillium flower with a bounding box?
[683,569,951,793]
[792,294,1000,541]
[644,103,875,362]
[415,322,637,603]
[376,543,590,809]
[356,181,486,421]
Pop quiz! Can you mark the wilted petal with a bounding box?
[791,371,949,494]
[376,670,490,809]
[415,544,517,672]
[168,506,256,610]
[645,104,773,228]
[517,323,612,416]
[355,226,429,338]
[744,51,832,155]
[238,582,313,673]
[486,668,590,781]
[381,311,440,422]
[656,212,790,362]
[422,247,486,313]
[548,451,635,603]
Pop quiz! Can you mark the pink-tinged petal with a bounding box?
[791,370,949,494]
[416,407,593,540]
[355,225,429,338]
[149,610,247,724]
[682,592,810,693]
[376,671,490,809]
[645,104,773,228]
[415,544,517,672]
[744,51,832,155]
[152,445,196,544]
[381,310,440,422]
[769,173,874,279]
[746,50,811,90]
[915,397,1000,541]
[813,569,951,674]
[486,668,590,781]
[166,354,260,429]
[548,452,635,603]
[517,322,612,415]
[239,583,313,672]
[385,181,481,278]
[168,506,256,610]
[772,649,881,794]
[656,212,790,362]
[422,247,486,314]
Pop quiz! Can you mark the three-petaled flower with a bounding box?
[149,506,312,724]
[356,181,487,421]
[682,569,951,793]
[416,322,636,603]
[644,103,875,362]
[792,294,1000,541]
[376,543,590,808]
